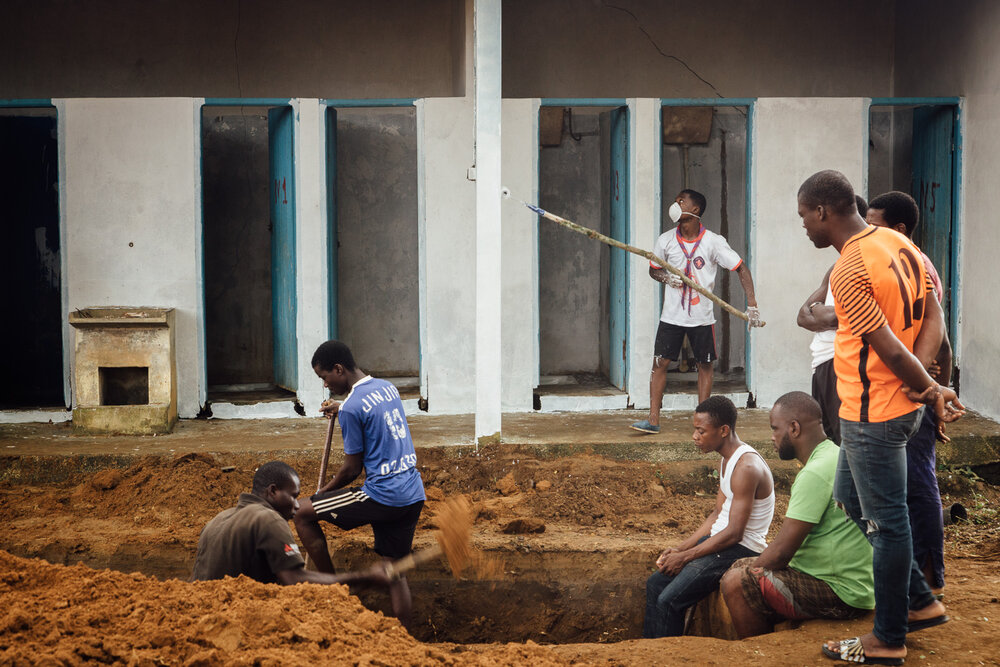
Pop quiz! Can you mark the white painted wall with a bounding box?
[417,97,478,415]
[59,98,205,418]
[626,98,661,408]
[894,0,1000,421]
[500,98,539,412]
[749,98,867,407]
[293,99,330,416]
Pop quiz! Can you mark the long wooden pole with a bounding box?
[509,194,759,325]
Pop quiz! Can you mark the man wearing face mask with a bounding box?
[631,189,762,434]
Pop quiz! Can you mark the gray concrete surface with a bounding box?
[2,409,997,469]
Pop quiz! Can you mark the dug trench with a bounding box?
[2,440,1000,663]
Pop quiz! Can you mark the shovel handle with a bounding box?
[316,412,337,492]
[384,544,443,579]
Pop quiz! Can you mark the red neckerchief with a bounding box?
[676,225,705,315]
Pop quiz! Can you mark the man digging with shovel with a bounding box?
[294,340,426,629]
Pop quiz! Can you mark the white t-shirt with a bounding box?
[809,284,836,370]
[651,226,743,327]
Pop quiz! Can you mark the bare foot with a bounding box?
[909,599,946,622]
[823,633,906,661]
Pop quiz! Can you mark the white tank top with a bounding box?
[809,284,836,369]
[709,443,774,553]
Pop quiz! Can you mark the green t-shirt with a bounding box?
[786,440,875,610]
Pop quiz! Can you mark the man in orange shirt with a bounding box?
[797,171,964,666]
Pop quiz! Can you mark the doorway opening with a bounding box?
[868,101,961,338]
[201,105,298,407]
[326,105,421,410]
[659,103,750,404]
[0,108,64,410]
[535,105,629,411]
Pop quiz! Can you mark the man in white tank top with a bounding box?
[795,195,868,446]
[643,396,775,638]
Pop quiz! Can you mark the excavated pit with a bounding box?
[2,433,1000,663]
[2,538,649,644]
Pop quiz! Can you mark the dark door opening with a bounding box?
[535,105,629,407]
[327,106,420,404]
[201,106,297,403]
[660,104,750,396]
[0,110,63,409]
[868,102,960,334]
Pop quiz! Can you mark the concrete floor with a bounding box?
[1,408,998,467]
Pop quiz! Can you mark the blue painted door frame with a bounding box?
[325,107,339,340]
[911,105,958,333]
[609,106,630,391]
[268,106,298,391]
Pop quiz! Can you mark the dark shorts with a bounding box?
[731,557,867,622]
[654,321,716,364]
[811,358,842,445]
[310,487,424,560]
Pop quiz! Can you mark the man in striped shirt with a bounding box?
[797,171,963,666]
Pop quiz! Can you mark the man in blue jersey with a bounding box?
[294,340,426,627]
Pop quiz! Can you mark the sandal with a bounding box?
[821,637,904,665]
[908,614,949,632]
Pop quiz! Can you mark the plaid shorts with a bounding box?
[731,557,868,622]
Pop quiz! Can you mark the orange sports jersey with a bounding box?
[831,226,937,423]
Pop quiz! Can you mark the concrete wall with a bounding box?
[417,98,477,415]
[0,1,465,99]
[894,0,1000,420]
[500,98,539,411]
[59,98,204,418]
[503,1,895,98]
[867,108,914,201]
[335,108,419,377]
[750,98,867,407]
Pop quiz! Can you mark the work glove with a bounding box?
[745,306,763,330]
[665,272,684,289]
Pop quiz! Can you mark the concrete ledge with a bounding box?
[209,401,301,420]
[72,404,176,435]
[0,408,72,424]
[540,394,629,412]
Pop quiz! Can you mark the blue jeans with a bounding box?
[907,408,945,589]
[837,409,937,647]
[643,539,758,638]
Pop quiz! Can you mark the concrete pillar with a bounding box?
[293,99,330,416]
[474,0,502,442]
[750,98,866,407]
[500,98,540,412]
[626,98,661,409]
[58,98,205,418]
[417,98,477,417]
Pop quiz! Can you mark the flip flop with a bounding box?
[908,614,949,632]
[821,637,905,665]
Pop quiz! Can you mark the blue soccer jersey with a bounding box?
[338,376,425,507]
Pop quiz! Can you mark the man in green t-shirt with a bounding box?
[720,391,874,637]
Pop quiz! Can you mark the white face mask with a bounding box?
[669,201,700,224]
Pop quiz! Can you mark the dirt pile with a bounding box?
[0,551,570,666]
